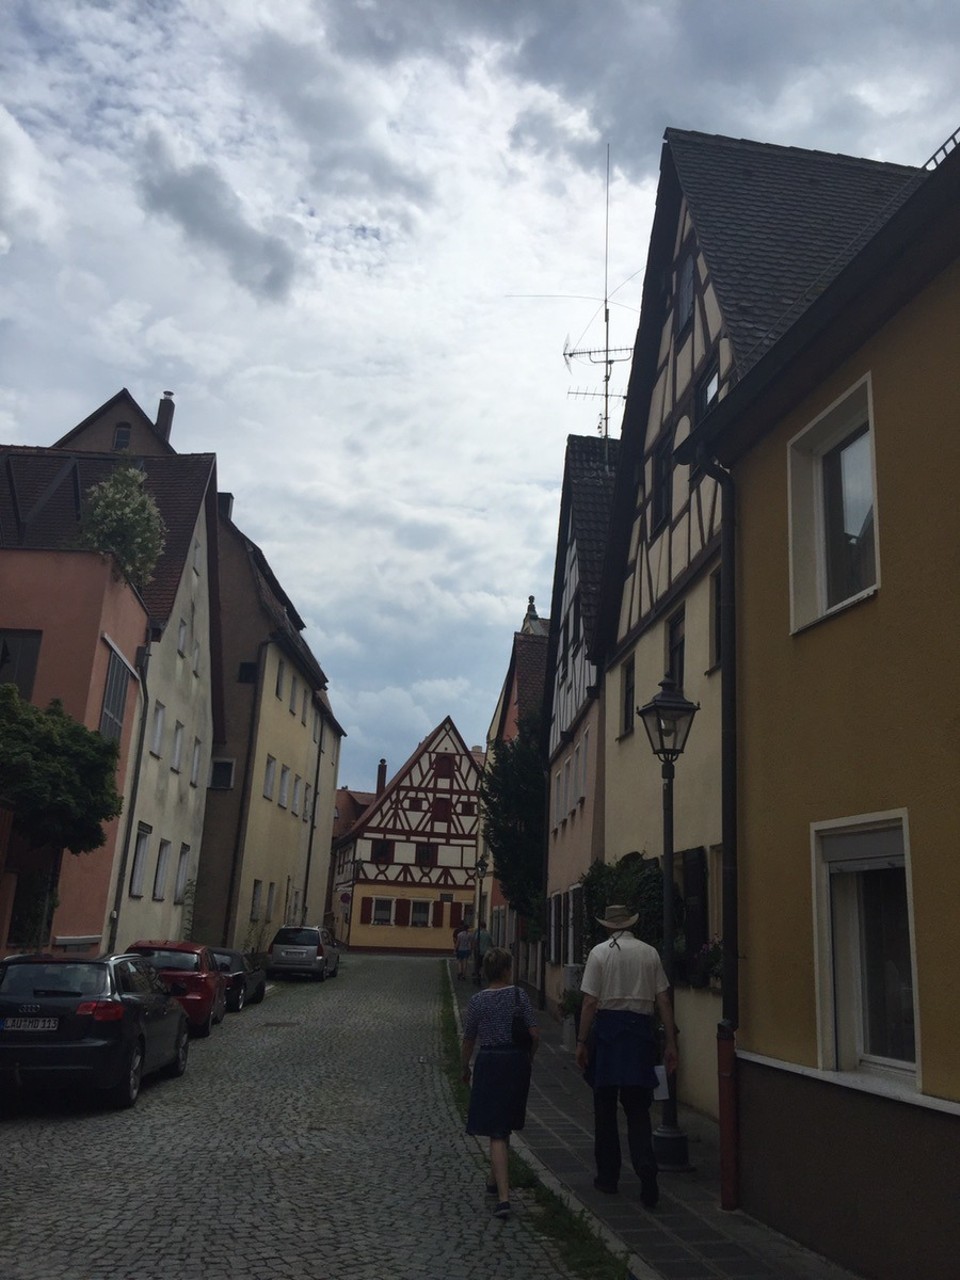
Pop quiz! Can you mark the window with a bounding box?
[697,359,720,419]
[275,658,285,700]
[432,796,451,823]
[411,901,431,927]
[303,783,311,823]
[292,775,302,816]
[177,618,187,654]
[651,429,673,533]
[789,378,878,630]
[0,629,41,700]
[676,253,695,333]
[250,880,263,922]
[190,738,202,787]
[620,655,635,736]
[573,743,581,803]
[562,758,571,816]
[312,708,320,743]
[192,640,201,675]
[460,801,476,816]
[153,840,171,900]
[192,538,201,574]
[580,728,590,800]
[129,824,151,897]
[373,898,393,925]
[415,843,438,868]
[210,759,235,789]
[113,422,131,451]
[278,765,290,808]
[150,702,165,756]
[171,721,184,772]
[814,815,915,1079]
[289,675,298,714]
[434,754,454,780]
[301,689,308,725]
[174,844,190,904]
[553,770,563,827]
[559,614,569,680]
[237,661,257,683]
[667,608,685,693]
[99,649,130,742]
[263,754,276,799]
[266,882,277,922]
[371,841,394,865]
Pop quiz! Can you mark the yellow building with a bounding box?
[677,131,960,1278]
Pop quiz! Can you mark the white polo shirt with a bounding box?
[580,932,669,1015]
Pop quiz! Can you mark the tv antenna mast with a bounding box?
[563,144,633,441]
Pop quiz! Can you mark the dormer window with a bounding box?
[113,423,131,451]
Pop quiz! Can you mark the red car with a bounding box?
[126,941,227,1037]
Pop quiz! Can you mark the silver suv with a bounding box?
[266,926,340,981]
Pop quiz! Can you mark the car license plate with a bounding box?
[1,1017,59,1032]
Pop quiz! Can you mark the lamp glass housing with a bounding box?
[638,677,699,763]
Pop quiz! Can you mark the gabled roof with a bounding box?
[665,129,920,375]
[0,446,216,624]
[52,388,176,455]
[334,715,479,848]
[677,131,960,467]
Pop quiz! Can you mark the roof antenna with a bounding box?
[563,144,632,464]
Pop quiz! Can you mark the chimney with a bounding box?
[156,391,175,441]
[218,492,234,521]
[376,758,387,795]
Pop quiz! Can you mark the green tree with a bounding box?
[478,714,546,932]
[81,465,166,588]
[579,852,682,958]
[0,685,122,853]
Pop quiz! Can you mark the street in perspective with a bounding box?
[0,955,579,1280]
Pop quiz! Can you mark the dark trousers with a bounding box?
[593,1085,656,1185]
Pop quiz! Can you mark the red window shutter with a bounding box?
[360,896,372,925]
[395,899,411,926]
[451,902,463,928]
[432,901,444,927]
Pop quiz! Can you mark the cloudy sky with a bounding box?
[2,1,958,787]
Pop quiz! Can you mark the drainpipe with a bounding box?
[107,635,151,952]
[700,451,739,1211]
[301,706,324,924]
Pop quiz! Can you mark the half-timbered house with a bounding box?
[332,717,483,953]
[594,129,919,1117]
[543,436,618,1014]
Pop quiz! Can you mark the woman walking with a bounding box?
[460,947,539,1219]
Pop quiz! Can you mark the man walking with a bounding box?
[574,903,679,1207]
[472,919,493,985]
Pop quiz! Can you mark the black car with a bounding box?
[210,949,267,1012]
[0,953,189,1108]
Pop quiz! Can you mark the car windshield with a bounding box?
[272,929,318,946]
[0,963,107,997]
[132,949,199,971]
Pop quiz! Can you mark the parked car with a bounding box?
[266,926,340,981]
[0,953,189,1108]
[210,949,267,1012]
[126,941,227,1037]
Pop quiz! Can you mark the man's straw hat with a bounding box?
[596,904,639,930]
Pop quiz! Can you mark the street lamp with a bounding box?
[474,853,489,927]
[637,674,699,1170]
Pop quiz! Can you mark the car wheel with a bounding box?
[250,981,266,1005]
[194,1009,213,1038]
[165,1021,189,1078]
[329,958,339,978]
[314,966,326,982]
[107,1039,143,1109]
[234,983,246,1013]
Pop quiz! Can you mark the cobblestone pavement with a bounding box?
[0,955,580,1280]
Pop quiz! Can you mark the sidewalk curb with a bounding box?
[447,963,664,1280]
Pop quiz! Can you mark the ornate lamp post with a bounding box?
[637,674,699,1169]
[474,853,489,928]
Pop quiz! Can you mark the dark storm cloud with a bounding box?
[137,135,298,301]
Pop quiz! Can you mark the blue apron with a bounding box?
[585,1009,658,1090]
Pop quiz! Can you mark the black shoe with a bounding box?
[593,1177,618,1194]
[493,1201,511,1219]
[640,1173,659,1208]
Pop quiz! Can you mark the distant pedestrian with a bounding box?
[454,924,473,980]
[461,947,539,1220]
[574,904,678,1208]
[472,919,492,985]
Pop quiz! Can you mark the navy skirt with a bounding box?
[466,1044,532,1138]
[584,1010,658,1090]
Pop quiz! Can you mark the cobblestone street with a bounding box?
[0,955,578,1280]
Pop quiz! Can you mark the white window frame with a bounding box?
[173,844,191,904]
[153,839,171,900]
[266,882,277,922]
[410,900,431,928]
[788,375,879,632]
[811,809,919,1087]
[278,765,290,808]
[150,701,165,756]
[372,898,394,926]
[171,721,184,773]
[129,824,151,897]
[177,617,187,654]
[190,737,202,787]
[292,775,302,816]
[263,755,276,799]
[289,674,298,715]
[250,879,263,922]
[303,783,311,824]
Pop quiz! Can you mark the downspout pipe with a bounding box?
[700,449,739,1211]
[301,708,324,924]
